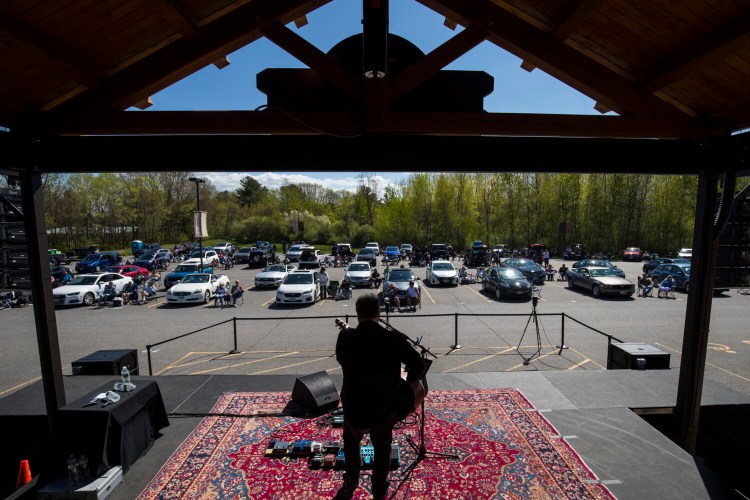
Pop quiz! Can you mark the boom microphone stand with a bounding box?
[379,319,458,499]
[517,291,543,365]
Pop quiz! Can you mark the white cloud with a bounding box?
[196,171,404,195]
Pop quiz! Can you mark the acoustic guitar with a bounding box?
[335,318,428,421]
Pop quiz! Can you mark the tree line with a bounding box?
[42,171,747,256]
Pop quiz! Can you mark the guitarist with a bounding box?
[335,293,426,500]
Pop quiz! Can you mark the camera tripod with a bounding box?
[516,294,543,365]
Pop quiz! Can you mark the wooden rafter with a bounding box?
[49,0,333,115]
[548,0,604,42]
[147,0,200,39]
[260,22,363,100]
[388,24,487,102]
[635,13,750,94]
[0,16,107,87]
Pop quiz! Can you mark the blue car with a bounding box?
[651,263,690,292]
[164,262,214,288]
[74,252,121,273]
[384,246,401,263]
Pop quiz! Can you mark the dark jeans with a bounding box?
[320,283,328,299]
[343,407,400,498]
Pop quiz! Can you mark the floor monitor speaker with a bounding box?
[291,371,339,413]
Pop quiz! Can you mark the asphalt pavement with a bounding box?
[2,258,749,400]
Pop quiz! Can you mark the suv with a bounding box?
[357,247,378,267]
[234,247,255,264]
[400,243,413,259]
[247,247,276,267]
[365,242,380,255]
[213,242,236,255]
[75,251,121,273]
[298,247,325,269]
[563,244,585,260]
[286,244,306,262]
[333,243,355,259]
[623,247,642,262]
[431,243,449,260]
[276,269,321,305]
[48,249,71,265]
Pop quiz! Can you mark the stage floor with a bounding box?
[2,369,748,499]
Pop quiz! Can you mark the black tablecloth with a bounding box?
[51,379,169,477]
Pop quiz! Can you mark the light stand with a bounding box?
[386,327,458,499]
[517,291,543,365]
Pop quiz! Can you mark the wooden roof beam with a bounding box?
[388,24,487,102]
[417,0,697,124]
[147,0,201,39]
[548,0,604,42]
[260,21,362,100]
[49,0,333,115]
[0,16,107,87]
[635,13,750,94]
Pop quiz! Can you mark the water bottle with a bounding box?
[78,455,89,483]
[67,454,79,484]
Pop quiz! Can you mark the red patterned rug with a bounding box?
[139,389,615,499]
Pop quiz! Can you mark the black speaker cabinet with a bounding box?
[71,349,139,376]
[607,342,670,370]
[291,371,340,413]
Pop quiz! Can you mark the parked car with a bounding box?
[642,257,690,276]
[678,248,693,259]
[254,264,297,288]
[562,244,585,260]
[213,242,236,255]
[399,243,413,259]
[233,247,255,265]
[132,251,162,271]
[53,272,132,306]
[566,266,635,297]
[299,247,325,269]
[276,269,321,305]
[383,246,401,263]
[164,262,214,289]
[344,262,375,287]
[165,273,229,304]
[651,262,728,295]
[155,248,174,262]
[500,258,546,285]
[381,268,420,303]
[50,266,74,287]
[623,247,643,262]
[104,264,149,279]
[482,266,533,299]
[572,259,625,278]
[185,249,219,266]
[465,245,491,267]
[285,244,306,262]
[527,243,547,264]
[357,247,378,267]
[332,243,355,259]
[431,243,449,260]
[365,242,381,255]
[425,260,459,286]
[75,252,121,273]
[48,249,71,265]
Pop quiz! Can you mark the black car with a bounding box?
[500,258,546,285]
[465,245,491,267]
[563,244,585,260]
[431,243,449,260]
[572,259,625,278]
[233,247,255,264]
[642,257,690,276]
[482,266,533,299]
[247,247,276,267]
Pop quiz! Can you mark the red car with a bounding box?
[105,265,149,278]
[622,247,643,262]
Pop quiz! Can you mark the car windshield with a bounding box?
[68,276,98,285]
[626,247,640,252]
[181,274,210,283]
[498,268,524,279]
[263,265,287,272]
[432,245,446,251]
[174,264,199,273]
[585,260,609,267]
[401,245,412,249]
[359,249,375,255]
[388,270,414,282]
[433,262,454,270]
[678,266,691,274]
[139,251,157,259]
[239,248,253,253]
[349,263,370,271]
[588,268,619,277]
[386,246,399,252]
[284,273,313,284]
[513,259,535,267]
[82,254,100,262]
[288,246,303,252]
[189,251,213,258]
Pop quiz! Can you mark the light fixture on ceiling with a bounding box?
[362,0,388,78]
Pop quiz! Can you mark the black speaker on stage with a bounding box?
[71,349,139,376]
[291,371,339,413]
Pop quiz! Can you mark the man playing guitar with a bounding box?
[335,293,426,500]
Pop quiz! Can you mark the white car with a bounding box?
[365,242,380,255]
[213,242,235,254]
[184,249,219,267]
[678,248,692,259]
[255,264,297,288]
[285,244,306,262]
[345,262,374,287]
[166,273,230,304]
[299,248,325,269]
[53,273,132,306]
[425,260,459,286]
[276,270,321,305]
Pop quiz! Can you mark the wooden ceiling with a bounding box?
[1,0,750,160]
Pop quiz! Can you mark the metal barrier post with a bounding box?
[450,312,462,349]
[147,345,153,376]
[230,317,240,354]
[556,313,568,354]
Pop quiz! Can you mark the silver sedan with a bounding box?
[566,266,635,297]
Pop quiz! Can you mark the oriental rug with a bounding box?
[139,389,615,499]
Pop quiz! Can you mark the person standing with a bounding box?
[543,249,550,267]
[319,267,329,300]
[406,281,420,312]
[335,294,426,500]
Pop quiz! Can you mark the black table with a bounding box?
[50,379,169,477]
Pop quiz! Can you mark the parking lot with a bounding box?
[2,259,749,399]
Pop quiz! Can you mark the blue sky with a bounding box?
[144,0,601,193]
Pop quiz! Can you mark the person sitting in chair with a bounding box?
[639,275,654,297]
[230,280,244,306]
[545,264,555,281]
[657,275,674,298]
[371,268,382,288]
[383,283,401,313]
[101,281,118,305]
[558,263,569,281]
[214,283,228,307]
[336,279,352,300]
[406,281,420,312]
[143,282,157,303]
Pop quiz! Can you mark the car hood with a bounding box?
[384,280,417,292]
[257,271,287,279]
[346,270,371,278]
[279,283,316,293]
[518,265,544,273]
[431,269,457,278]
[53,284,100,294]
[169,282,212,292]
[591,277,631,285]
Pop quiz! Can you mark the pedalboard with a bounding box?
[266,439,400,470]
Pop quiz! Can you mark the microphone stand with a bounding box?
[378,319,458,499]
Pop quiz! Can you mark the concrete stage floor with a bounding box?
[2,369,748,499]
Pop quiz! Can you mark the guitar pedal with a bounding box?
[360,445,374,468]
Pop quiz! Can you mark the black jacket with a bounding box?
[336,320,425,428]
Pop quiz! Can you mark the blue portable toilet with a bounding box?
[131,240,143,257]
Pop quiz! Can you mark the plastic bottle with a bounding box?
[121,365,131,386]
[78,455,89,483]
[67,454,79,484]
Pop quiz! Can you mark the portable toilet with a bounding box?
[131,240,143,256]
